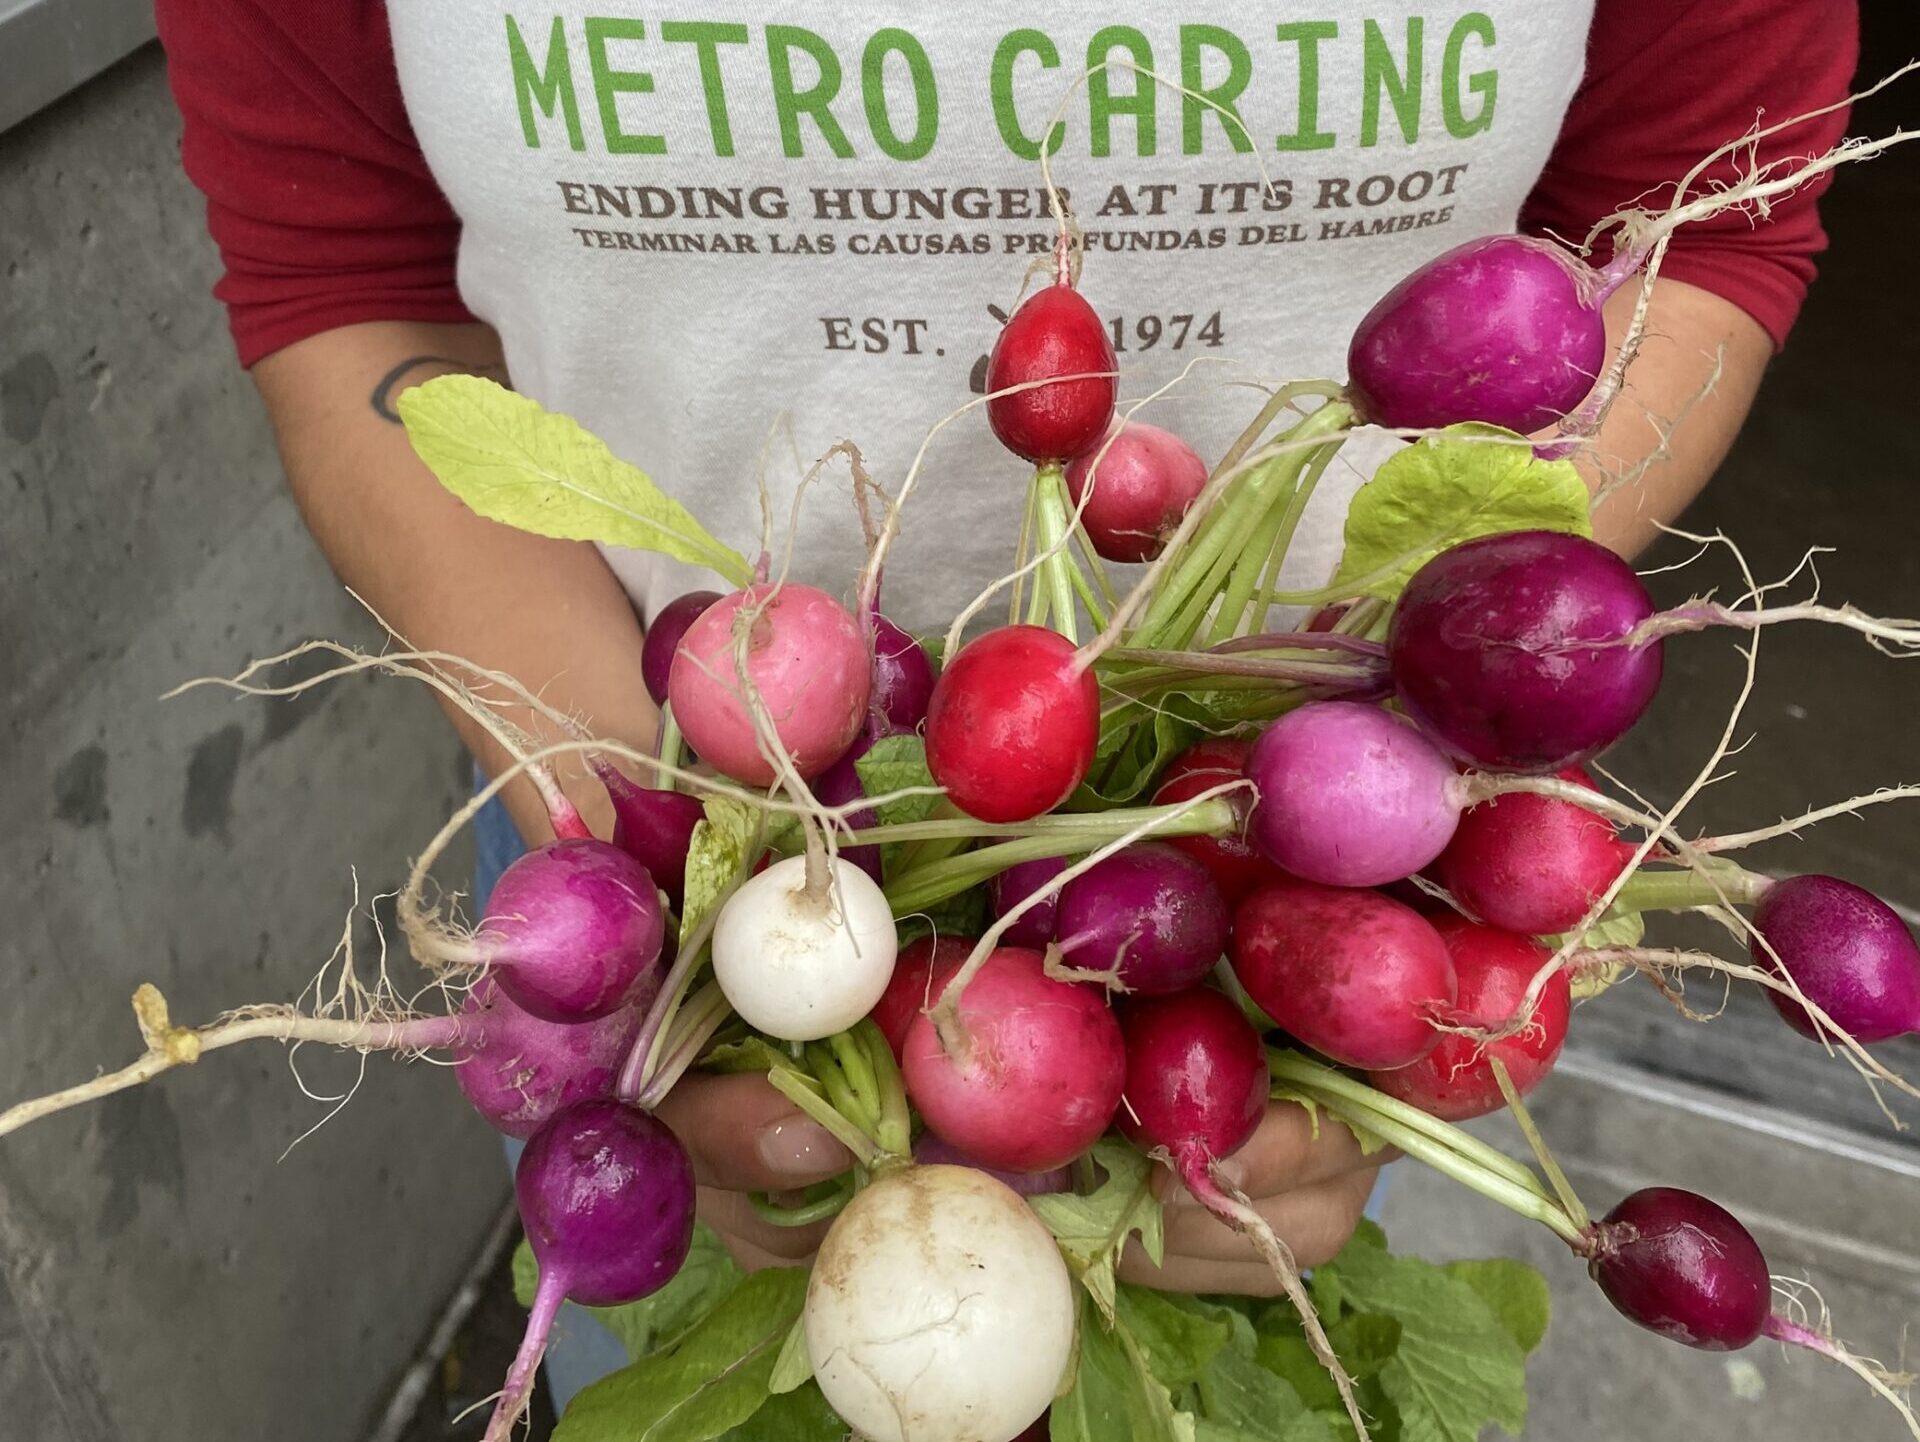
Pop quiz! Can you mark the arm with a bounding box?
[252,319,658,842]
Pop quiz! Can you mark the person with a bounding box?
[153,0,1858,1406]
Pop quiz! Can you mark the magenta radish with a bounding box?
[1115,988,1267,1183]
[869,933,973,1061]
[1247,700,1463,887]
[1588,1187,1770,1351]
[474,839,665,1023]
[1389,531,1664,773]
[452,978,646,1139]
[985,272,1117,465]
[1054,843,1230,995]
[869,613,937,734]
[485,1098,695,1441]
[1369,917,1571,1121]
[1436,766,1636,934]
[667,583,870,786]
[925,625,1100,823]
[805,1164,1076,1442]
[1152,739,1275,904]
[1347,234,1616,434]
[590,759,704,907]
[640,589,721,705]
[911,1131,1072,1196]
[988,854,1070,948]
[1062,417,1209,562]
[711,854,898,1042]
[1231,877,1456,1070]
[811,732,883,886]
[903,947,1125,1172]
[1750,875,1920,1043]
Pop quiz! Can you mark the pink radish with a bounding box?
[1115,988,1267,1186]
[1063,418,1209,562]
[869,933,973,1061]
[1436,766,1636,934]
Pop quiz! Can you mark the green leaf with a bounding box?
[767,1315,814,1394]
[1441,1261,1551,1356]
[1333,425,1591,600]
[514,1225,744,1364]
[1051,1294,1197,1442]
[398,375,753,584]
[1030,1139,1166,1325]
[553,1267,808,1442]
[1118,1285,1233,1391]
[894,886,990,945]
[853,734,941,827]
[682,796,758,939]
[1194,1348,1333,1442]
[697,1035,793,1075]
[714,1382,844,1442]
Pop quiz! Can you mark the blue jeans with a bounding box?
[474,783,631,1413]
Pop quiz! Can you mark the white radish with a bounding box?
[711,855,898,1042]
[804,1164,1075,1442]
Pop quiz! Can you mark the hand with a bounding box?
[1118,1101,1387,1296]
[652,1072,855,1270]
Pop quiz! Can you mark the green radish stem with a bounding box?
[1489,1058,1590,1232]
[847,794,1236,851]
[1613,865,1774,914]
[750,1176,857,1228]
[767,1066,883,1169]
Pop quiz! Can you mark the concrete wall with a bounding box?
[0,48,505,1442]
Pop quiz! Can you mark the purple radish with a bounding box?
[1389,530,1664,773]
[1588,1188,1770,1351]
[485,1098,696,1441]
[989,855,1070,948]
[1054,843,1230,995]
[813,732,884,886]
[1247,700,1464,887]
[1347,234,1620,434]
[912,1130,1072,1196]
[870,614,937,734]
[452,978,648,1139]
[641,590,722,706]
[590,759,703,907]
[1750,875,1920,1043]
[476,839,666,1023]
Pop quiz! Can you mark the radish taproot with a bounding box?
[485,1098,695,1442]
[640,589,722,705]
[1436,766,1635,935]
[1369,918,1571,1121]
[452,978,646,1139]
[804,1164,1075,1442]
[925,625,1099,823]
[1231,877,1456,1070]
[903,947,1124,1172]
[985,270,1116,464]
[473,839,666,1023]
[1750,874,1920,1043]
[1152,739,1273,903]
[1063,417,1209,562]
[711,854,898,1043]
[667,583,870,786]
[1054,842,1230,994]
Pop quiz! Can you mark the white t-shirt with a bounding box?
[385,3,1593,633]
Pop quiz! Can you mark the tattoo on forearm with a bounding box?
[370,355,510,422]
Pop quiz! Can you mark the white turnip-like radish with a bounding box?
[668,583,871,786]
[711,855,898,1043]
[804,1164,1075,1442]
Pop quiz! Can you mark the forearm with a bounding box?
[1579,277,1774,558]
[253,320,658,843]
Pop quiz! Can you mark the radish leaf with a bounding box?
[1031,1138,1165,1326]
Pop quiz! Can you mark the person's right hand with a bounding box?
[652,1071,856,1269]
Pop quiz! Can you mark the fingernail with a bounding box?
[756,1117,848,1182]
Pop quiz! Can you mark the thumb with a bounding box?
[651,1071,854,1192]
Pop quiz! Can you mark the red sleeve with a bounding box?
[1521,0,1861,349]
[153,0,474,367]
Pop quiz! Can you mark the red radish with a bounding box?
[925,626,1099,823]
[1347,234,1617,434]
[1750,875,1920,1043]
[1246,701,1464,887]
[985,276,1116,465]
[903,947,1124,1173]
[591,759,704,907]
[1062,417,1209,562]
[869,933,973,1061]
[1115,988,1267,1184]
[1588,1187,1770,1351]
[484,1098,695,1441]
[1389,531,1664,773]
[869,613,937,734]
[640,590,722,705]
[988,855,1070,948]
[1231,877,1456,1070]
[1369,917,1571,1121]
[1152,739,1274,904]
[911,1131,1072,1196]
[668,583,871,786]
[475,839,666,1024]
[1436,766,1636,935]
[1054,843,1230,995]
[452,978,647,1139]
